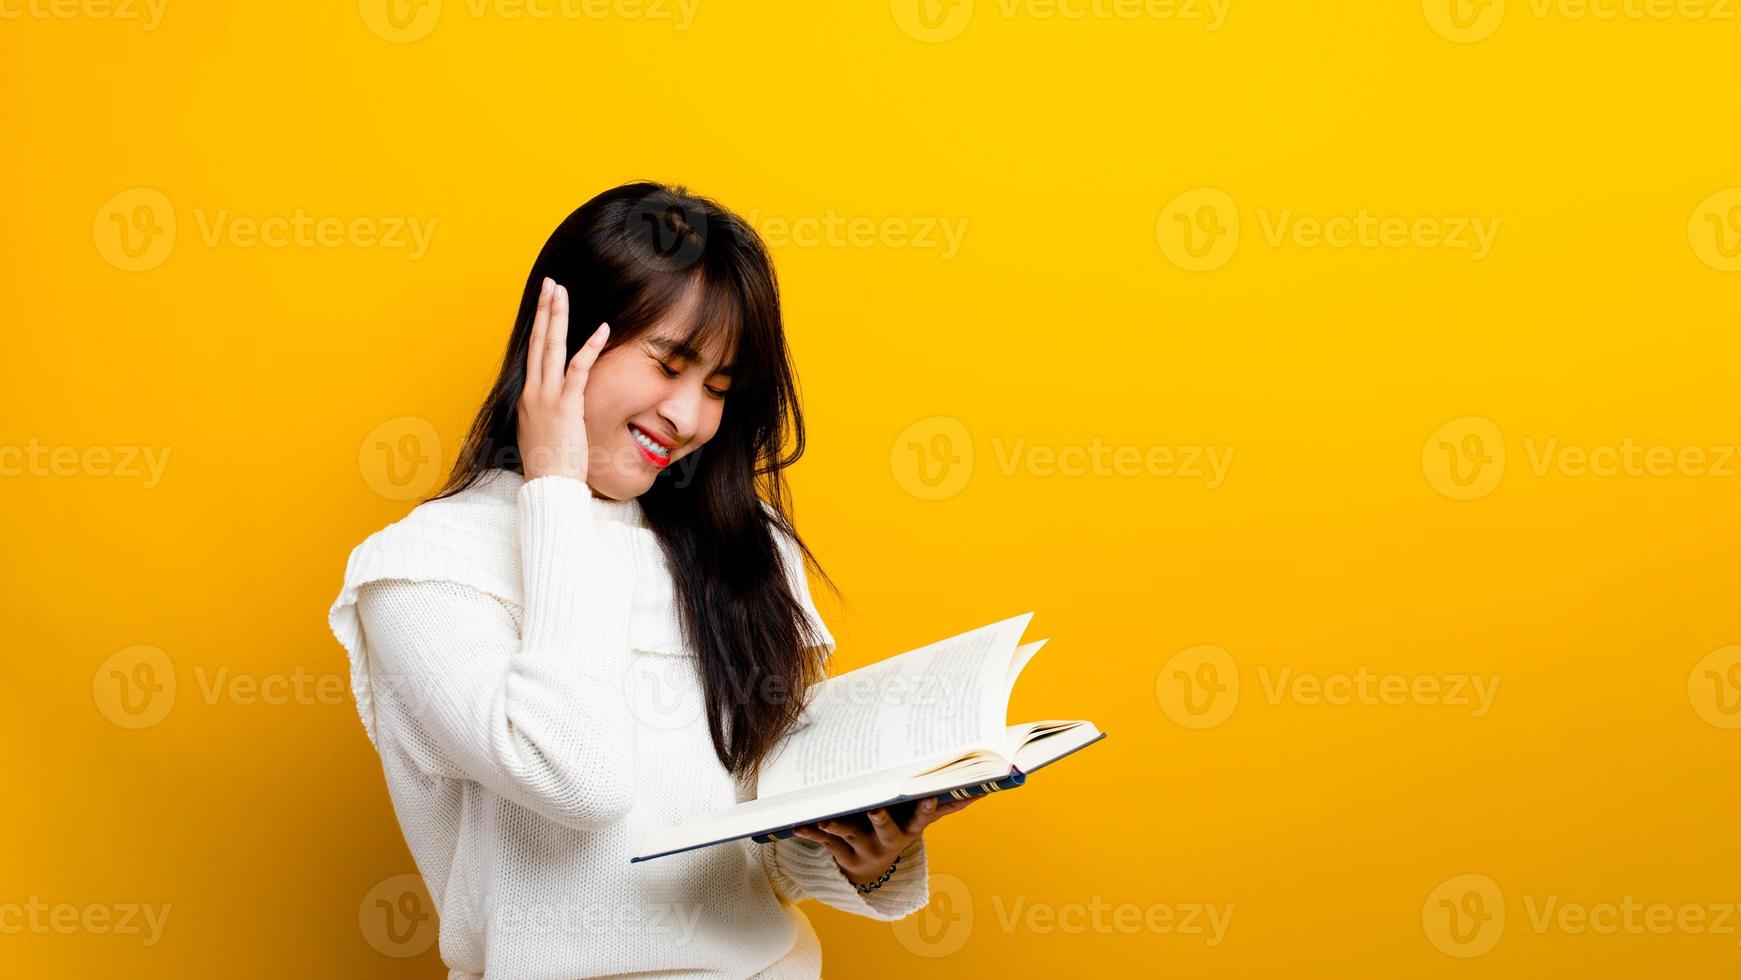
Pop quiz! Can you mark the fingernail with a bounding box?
[925,799,936,810]
[541,277,551,295]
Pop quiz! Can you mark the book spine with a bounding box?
[937,768,1027,801]
[750,769,1028,844]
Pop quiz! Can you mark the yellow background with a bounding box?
[4,0,1740,975]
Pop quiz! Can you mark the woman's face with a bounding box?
[581,301,735,500]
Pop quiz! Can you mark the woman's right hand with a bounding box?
[518,277,609,482]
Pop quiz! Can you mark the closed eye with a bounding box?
[657,358,729,399]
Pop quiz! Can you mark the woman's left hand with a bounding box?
[792,796,980,888]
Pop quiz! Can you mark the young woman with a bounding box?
[328,182,977,979]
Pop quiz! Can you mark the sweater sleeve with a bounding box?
[757,834,930,921]
[354,475,638,832]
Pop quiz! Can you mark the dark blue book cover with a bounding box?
[748,769,1030,843]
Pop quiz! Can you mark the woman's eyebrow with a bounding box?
[647,337,734,377]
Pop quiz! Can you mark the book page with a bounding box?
[633,749,1021,862]
[755,612,1033,798]
[1005,639,1048,713]
[1009,720,1102,773]
[634,769,915,861]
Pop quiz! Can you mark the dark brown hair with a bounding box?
[435,181,831,781]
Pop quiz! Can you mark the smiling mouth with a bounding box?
[628,423,673,468]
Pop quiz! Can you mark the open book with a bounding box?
[631,612,1105,863]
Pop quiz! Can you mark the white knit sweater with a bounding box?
[328,469,929,979]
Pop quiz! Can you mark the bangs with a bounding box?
[613,266,754,384]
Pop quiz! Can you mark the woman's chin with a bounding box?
[586,471,653,501]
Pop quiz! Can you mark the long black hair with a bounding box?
[434,181,832,781]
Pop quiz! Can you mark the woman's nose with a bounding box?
[658,386,706,444]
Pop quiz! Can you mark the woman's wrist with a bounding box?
[848,837,924,892]
[851,853,904,893]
